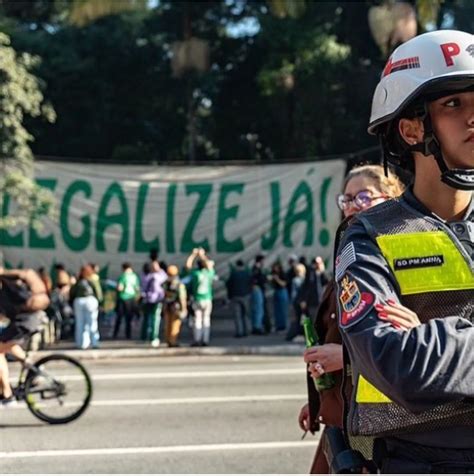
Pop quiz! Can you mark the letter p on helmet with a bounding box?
[440,42,461,66]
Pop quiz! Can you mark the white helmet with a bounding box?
[368,30,474,190]
[369,30,474,133]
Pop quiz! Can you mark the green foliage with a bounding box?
[68,0,147,27]
[267,0,306,19]
[0,0,472,166]
[0,32,56,229]
[417,0,444,28]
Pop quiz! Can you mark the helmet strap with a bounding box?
[380,135,389,178]
[409,103,474,191]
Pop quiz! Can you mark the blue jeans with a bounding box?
[273,288,289,331]
[251,287,264,331]
[232,296,249,336]
[73,296,100,349]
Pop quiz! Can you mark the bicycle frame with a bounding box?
[9,332,52,400]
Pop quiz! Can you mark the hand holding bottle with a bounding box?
[304,343,343,377]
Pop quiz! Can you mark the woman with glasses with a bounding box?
[298,164,404,473]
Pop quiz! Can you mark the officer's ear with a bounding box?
[398,117,424,147]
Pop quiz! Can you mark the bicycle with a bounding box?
[8,331,93,424]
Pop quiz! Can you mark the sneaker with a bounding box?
[151,339,160,348]
[0,394,16,407]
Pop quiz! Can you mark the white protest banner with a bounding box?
[1,160,346,282]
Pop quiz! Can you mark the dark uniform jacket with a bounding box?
[335,188,474,448]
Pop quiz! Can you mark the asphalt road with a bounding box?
[0,355,320,473]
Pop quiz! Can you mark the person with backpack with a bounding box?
[140,260,167,347]
[0,267,50,404]
[163,265,187,347]
[70,264,102,350]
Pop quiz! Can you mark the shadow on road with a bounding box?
[0,422,45,429]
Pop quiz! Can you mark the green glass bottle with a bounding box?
[302,315,336,391]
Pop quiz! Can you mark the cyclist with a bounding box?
[0,268,50,404]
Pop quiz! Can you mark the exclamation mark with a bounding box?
[319,177,331,246]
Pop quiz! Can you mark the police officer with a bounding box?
[335,30,474,473]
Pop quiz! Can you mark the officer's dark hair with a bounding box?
[383,100,425,173]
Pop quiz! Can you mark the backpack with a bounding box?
[70,278,96,302]
[0,276,33,318]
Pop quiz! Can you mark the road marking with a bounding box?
[92,394,306,406]
[0,440,317,459]
[1,394,306,410]
[9,368,305,383]
[90,368,304,380]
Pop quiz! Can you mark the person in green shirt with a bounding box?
[114,262,140,339]
[185,248,216,346]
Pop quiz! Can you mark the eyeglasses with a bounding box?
[336,189,388,211]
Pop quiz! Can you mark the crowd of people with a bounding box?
[24,245,333,350]
[26,248,219,350]
[226,254,330,341]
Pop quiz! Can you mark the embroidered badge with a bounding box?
[339,275,374,328]
[335,242,356,281]
[394,255,444,271]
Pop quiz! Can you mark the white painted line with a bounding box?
[90,368,304,381]
[1,394,306,410]
[92,394,306,406]
[9,368,305,383]
[0,440,317,459]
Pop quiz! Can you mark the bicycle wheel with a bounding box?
[24,354,93,424]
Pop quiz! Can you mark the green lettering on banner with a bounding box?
[0,194,24,247]
[283,181,314,247]
[319,177,332,246]
[261,182,280,250]
[166,184,177,253]
[216,183,244,253]
[134,183,159,253]
[29,178,57,249]
[61,180,92,252]
[96,182,129,252]
[180,184,212,252]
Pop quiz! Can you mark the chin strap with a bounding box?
[403,103,474,191]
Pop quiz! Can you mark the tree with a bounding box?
[1,1,472,165]
[0,32,56,228]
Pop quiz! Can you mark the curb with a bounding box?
[30,344,306,361]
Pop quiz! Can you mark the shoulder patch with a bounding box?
[335,242,356,281]
[339,274,374,328]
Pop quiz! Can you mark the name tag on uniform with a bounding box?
[394,255,444,270]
